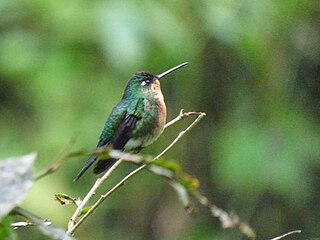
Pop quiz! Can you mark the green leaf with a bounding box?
[177,173,200,190]
[78,206,91,217]
[54,193,80,206]
[152,159,181,173]
[0,153,36,221]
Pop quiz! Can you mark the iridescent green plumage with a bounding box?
[74,63,188,181]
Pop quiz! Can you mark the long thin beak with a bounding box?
[156,62,188,79]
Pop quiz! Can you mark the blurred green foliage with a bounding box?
[1,0,320,239]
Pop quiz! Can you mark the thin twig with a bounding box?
[66,160,123,234]
[164,109,204,128]
[269,230,301,240]
[155,111,206,159]
[67,110,206,234]
[69,164,145,233]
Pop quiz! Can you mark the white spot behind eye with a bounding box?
[141,80,151,86]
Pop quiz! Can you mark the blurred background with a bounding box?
[1,0,320,239]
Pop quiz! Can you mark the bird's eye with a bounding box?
[141,80,151,86]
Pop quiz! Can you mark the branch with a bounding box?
[164,109,205,128]
[155,111,206,159]
[142,162,256,239]
[269,230,301,240]
[67,110,206,235]
[102,151,257,239]
[67,160,123,234]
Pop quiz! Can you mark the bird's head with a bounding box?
[122,62,188,99]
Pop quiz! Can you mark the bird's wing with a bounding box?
[96,103,128,148]
[108,98,144,149]
[74,98,144,181]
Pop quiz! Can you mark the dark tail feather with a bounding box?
[73,154,98,181]
[93,158,117,174]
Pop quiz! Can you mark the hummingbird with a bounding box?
[74,62,188,181]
